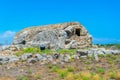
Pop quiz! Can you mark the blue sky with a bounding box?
[0,0,120,44]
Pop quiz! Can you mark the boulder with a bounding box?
[13,22,92,49]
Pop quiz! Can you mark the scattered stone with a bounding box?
[63,54,71,62]
[8,55,19,63]
[73,54,79,59]
[94,53,99,62]
[34,54,43,60]
[20,53,32,60]
[103,50,113,54]
[53,53,59,59]
[27,58,38,63]
[46,55,53,61]
[110,46,118,50]
[42,54,47,57]
[76,50,88,57]
[112,50,120,54]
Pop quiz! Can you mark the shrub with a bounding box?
[57,69,68,79]
[98,54,104,58]
[17,75,29,80]
[65,73,74,80]
[67,66,74,72]
[97,68,106,74]
[93,74,100,80]
[23,47,40,54]
[50,65,60,72]
[80,71,91,80]
[57,49,76,54]
[85,61,91,65]
[35,74,42,79]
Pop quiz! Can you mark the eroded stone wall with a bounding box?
[13,22,92,49]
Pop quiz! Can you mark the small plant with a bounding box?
[91,53,95,60]
[28,69,33,74]
[106,54,111,58]
[57,69,68,79]
[50,65,60,72]
[17,75,29,80]
[23,47,40,54]
[116,72,120,79]
[47,63,53,69]
[97,68,106,74]
[15,51,24,56]
[93,74,100,80]
[57,49,76,54]
[110,71,120,80]
[74,73,81,79]
[67,66,74,72]
[98,54,104,58]
[86,66,92,70]
[112,55,118,60]
[85,61,91,65]
[40,49,55,54]
[35,74,42,79]
[80,71,91,80]
[109,71,116,79]
[65,73,74,80]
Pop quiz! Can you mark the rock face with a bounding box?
[13,22,92,49]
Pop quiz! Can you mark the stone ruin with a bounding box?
[13,22,92,49]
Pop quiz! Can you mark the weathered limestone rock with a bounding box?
[13,22,92,49]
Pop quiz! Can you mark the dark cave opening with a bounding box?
[21,40,26,45]
[75,29,80,36]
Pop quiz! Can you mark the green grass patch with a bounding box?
[57,49,76,54]
[17,75,29,80]
[15,47,77,56]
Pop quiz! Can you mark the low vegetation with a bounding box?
[15,47,77,56]
[1,44,120,80]
[96,44,120,49]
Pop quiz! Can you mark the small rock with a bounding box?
[52,61,57,65]
[64,54,71,62]
[94,53,99,62]
[103,50,113,54]
[20,53,32,60]
[53,53,59,59]
[47,55,53,61]
[73,54,79,59]
[76,50,88,57]
[42,54,47,57]
[34,54,43,60]
[112,50,120,54]
[7,55,19,63]
[27,58,38,63]
[0,56,9,64]
[110,46,118,50]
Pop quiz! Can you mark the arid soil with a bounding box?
[0,54,120,80]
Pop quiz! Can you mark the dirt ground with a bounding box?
[0,54,120,80]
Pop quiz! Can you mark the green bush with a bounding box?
[57,49,76,54]
[97,68,106,74]
[50,65,60,72]
[67,66,74,72]
[17,75,29,80]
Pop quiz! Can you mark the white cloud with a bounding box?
[0,31,16,45]
[1,30,16,38]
